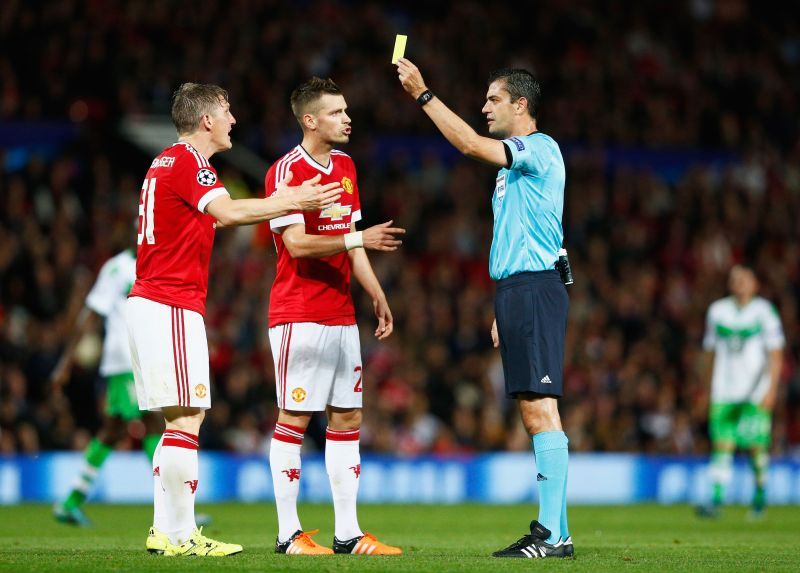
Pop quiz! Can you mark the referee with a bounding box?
[397,59,571,559]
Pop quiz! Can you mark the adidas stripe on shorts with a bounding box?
[268,322,363,411]
[126,296,212,411]
[494,270,568,398]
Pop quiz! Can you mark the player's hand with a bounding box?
[761,387,778,411]
[373,296,394,340]
[396,58,428,99]
[362,220,405,251]
[277,172,342,212]
[491,319,499,348]
[49,359,71,396]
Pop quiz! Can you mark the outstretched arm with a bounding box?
[206,173,342,226]
[280,220,405,259]
[396,58,508,167]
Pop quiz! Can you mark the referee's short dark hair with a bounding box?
[487,68,541,119]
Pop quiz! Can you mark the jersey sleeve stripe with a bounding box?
[182,143,203,168]
[270,213,305,231]
[197,187,229,213]
[181,142,209,168]
[276,149,300,179]
[275,150,302,190]
[191,148,208,168]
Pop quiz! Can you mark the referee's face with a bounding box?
[482,80,514,139]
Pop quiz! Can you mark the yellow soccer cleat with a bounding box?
[145,527,170,554]
[163,527,243,557]
[275,529,334,555]
[333,532,402,555]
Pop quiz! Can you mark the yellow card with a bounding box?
[391,34,407,64]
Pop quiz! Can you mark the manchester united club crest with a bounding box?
[196,168,217,186]
[342,176,354,194]
[291,387,307,403]
[195,384,207,398]
[282,468,301,482]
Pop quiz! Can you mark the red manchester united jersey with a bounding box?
[129,142,229,316]
[266,145,361,327]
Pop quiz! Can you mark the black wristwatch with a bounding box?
[416,90,434,106]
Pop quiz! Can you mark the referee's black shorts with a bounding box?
[495,270,569,398]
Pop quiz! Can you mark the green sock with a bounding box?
[709,450,733,506]
[751,450,768,510]
[142,434,161,463]
[712,483,725,506]
[753,486,766,511]
[63,439,113,509]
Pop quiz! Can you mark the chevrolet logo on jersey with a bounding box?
[319,203,351,221]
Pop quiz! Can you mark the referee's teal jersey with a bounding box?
[489,132,565,281]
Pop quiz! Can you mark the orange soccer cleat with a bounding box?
[333,532,402,555]
[275,529,334,555]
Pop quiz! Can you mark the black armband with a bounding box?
[416,90,434,106]
[503,142,513,167]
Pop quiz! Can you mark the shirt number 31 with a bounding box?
[138,177,156,245]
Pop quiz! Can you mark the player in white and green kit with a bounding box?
[698,265,784,517]
[52,249,162,526]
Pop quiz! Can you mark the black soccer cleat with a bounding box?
[492,520,572,559]
[563,535,574,557]
[695,504,721,519]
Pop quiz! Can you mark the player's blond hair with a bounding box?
[290,77,342,126]
[171,83,229,135]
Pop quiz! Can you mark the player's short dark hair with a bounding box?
[731,262,757,276]
[290,77,342,124]
[487,68,541,119]
[171,83,229,135]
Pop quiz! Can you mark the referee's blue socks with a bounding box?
[532,431,569,544]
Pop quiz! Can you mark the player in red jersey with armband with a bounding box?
[265,78,405,556]
[127,82,341,557]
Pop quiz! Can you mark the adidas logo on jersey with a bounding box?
[540,375,552,384]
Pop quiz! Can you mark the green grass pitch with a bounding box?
[1,503,798,572]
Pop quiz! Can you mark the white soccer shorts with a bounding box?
[126,296,211,411]
[268,322,363,411]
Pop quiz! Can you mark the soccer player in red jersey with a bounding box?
[265,78,405,556]
[126,82,342,557]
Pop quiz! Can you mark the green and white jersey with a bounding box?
[85,250,136,376]
[702,296,784,404]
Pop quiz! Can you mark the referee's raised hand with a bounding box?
[361,220,405,251]
[396,58,428,99]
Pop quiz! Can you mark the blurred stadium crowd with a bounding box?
[1,0,800,456]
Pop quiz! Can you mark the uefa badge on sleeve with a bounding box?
[197,168,217,186]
